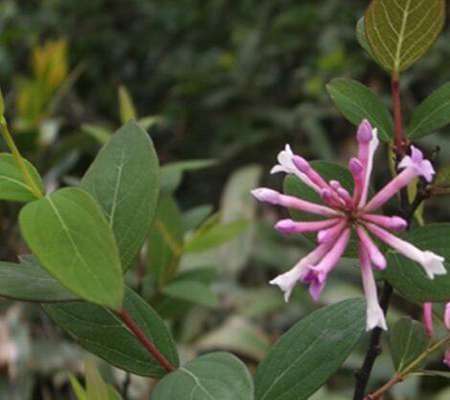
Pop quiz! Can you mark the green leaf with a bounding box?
[0,256,77,302]
[69,375,87,400]
[81,120,160,270]
[118,85,137,123]
[389,317,428,371]
[255,299,366,400]
[356,17,379,63]
[148,194,184,285]
[85,359,110,400]
[0,153,44,202]
[365,0,445,72]
[162,280,219,307]
[161,160,216,193]
[184,219,249,253]
[152,352,254,400]
[183,205,213,231]
[19,187,124,309]
[326,78,393,141]
[408,82,450,139]
[384,224,450,302]
[44,287,179,378]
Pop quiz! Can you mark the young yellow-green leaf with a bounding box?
[389,317,428,371]
[365,0,445,73]
[408,82,450,138]
[118,85,137,123]
[326,78,393,141]
[0,256,77,302]
[44,288,179,378]
[19,187,124,309]
[69,375,87,400]
[152,352,254,400]
[0,153,44,202]
[85,360,110,400]
[81,120,160,270]
[255,299,366,400]
[384,224,450,302]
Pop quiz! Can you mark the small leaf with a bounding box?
[408,82,450,139]
[356,17,379,63]
[365,0,445,72]
[255,299,366,400]
[81,120,160,270]
[162,280,219,307]
[184,219,249,253]
[327,78,393,141]
[44,287,179,378]
[69,375,87,400]
[148,195,184,285]
[389,317,428,371]
[0,153,44,202]
[161,159,216,193]
[85,359,110,400]
[118,85,137,123]
[182,205,213,231]
[19,187,124,309]
[152,352,254,400]
[384,224,450,302]
[0,256,77,302]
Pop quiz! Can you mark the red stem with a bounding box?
[117,309,176,373]
[391,72,408,156]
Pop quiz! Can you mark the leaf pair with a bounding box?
[18,120,159,310]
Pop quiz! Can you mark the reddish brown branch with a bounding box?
[117,309,176,373]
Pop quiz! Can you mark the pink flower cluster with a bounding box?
[252,120,447,331]
[423,303,450,368]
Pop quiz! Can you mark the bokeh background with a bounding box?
[0,0,450,399]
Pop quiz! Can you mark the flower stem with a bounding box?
[0,117,43,199]
[391,72,408,157]
[116,308,176,373]
[366,334,450,400]
[353,282,393,400]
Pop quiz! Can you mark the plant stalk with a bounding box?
[116,309,176,373]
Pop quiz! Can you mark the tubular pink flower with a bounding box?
[358,121,379,207]
[253,119,446,330]
[293,156,330,190]
[303,229,351,301]
[251,188,340,217]
[365,223,447,279]
[271,145,320,192]
[349,157,364,203]
[423,302,434,337]
[445,303,450,330]
[360,244,387,331]
[269,242,333,302]
[356,226,387,270]
[275,218,341,235]
[360,214,408,232]
[317,219,347,244]
[364,147,436,212]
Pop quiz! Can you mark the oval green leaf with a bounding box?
[408,82,450,139]
[326,78,393,141]
[81,120,160,270]
[365,0,445,72]
[0,153,44,202]
[384,224,450,302]
[44,287,179,378]
[19,187,124,309]
[152,352,254,400]
[0,256,77,302]
[388,317,428,371]
[255,299,366,400]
